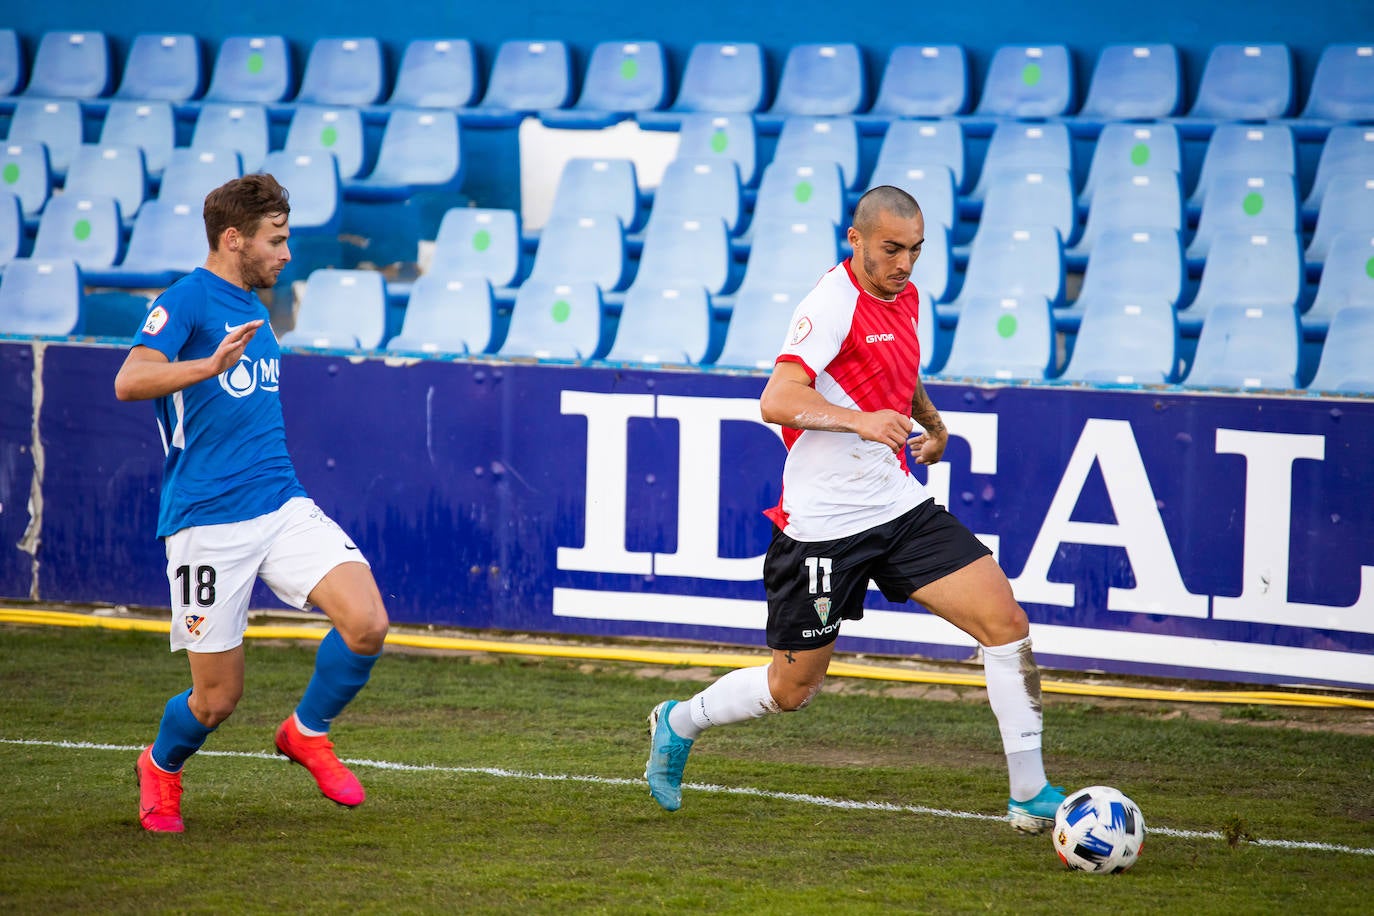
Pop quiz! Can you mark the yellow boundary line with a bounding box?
[4,607,1372,710]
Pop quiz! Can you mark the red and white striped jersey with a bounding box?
[764,259,930,541]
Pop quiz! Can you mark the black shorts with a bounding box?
[763,498,993,651]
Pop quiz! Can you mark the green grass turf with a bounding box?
[1,625,1371,914]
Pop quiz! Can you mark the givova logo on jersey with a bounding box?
[219,356,281,398]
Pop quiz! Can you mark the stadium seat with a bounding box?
[0,191,21,269]
[1066,169,1183,267]
[1306,174,1374,267]
[910,222,952,303]
[633,214,731,295]
[0,141,52,222]
[385,39,478,109]
[663,42,764,115]
[1187,124,1296,214]
[86,199,207,287]
[1184,43,1293,125]
[762,43,866,124]
[1186,171,1298,264]
[470,40,571,124]
[543,41,666,127]
[915,287,945,373]
[736,218,839,294]
[1307,307,1374,394]
[1182,303,1300,389]
[63,144,148,227]
[295,37,384,107]
[386,270,493,355]
[863,45,969,124]
[649,158,741,234]
[942,226,1064,322]
[99,100,175,179]
[1060,298,1179,384]
[158,148,242,208]
[279,269,387,349]
[1298,43,1374,124]
[430,208,521,289]
[1072,44,1180,128]
[747,160,845,231]
[935,294,1055,380]
[1302,233,1374,334]
[499,279,602,360]
[0,258,83,336]
[1078,122,1181,209]
[970,44,1074,122]
[1065,229,1186,329]
[1303,126,1374,218]
[862,163,956,232]
[713,285,812,368]
[674,113,757,187]
[115,33,201,102]
[190,103,269,174]
[0,29,23,98]
[874,119,966,192]
[1180,230,1303,332]
[547,158,639,229]
[606,283,712,364]
[966,121,1071,204]
[972,167,1077,248]
[204,36,293,105]
[6,99,82,179]
[284,105,365,180]
[258,150,342,234]
[527,213,626,290]
[23,31,110,100]
[32,194,122,270]
[344,109,462,201]
[773,117,860,189]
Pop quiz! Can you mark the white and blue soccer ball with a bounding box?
[1052,786,1146,873]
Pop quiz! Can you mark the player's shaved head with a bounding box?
[852,185,922,235]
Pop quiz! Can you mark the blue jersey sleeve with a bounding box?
[133,282,202,362]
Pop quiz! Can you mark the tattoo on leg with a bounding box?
[785,650,796,665]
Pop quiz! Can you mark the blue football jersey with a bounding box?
[133,268,306,537]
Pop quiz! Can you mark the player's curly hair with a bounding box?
[203,173,292,250]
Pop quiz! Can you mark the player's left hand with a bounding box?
[908,425,948,465]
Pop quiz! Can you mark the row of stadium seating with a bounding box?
[1,30,1372,136]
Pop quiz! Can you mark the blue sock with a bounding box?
[295,629,381,733]
[150,689,215,772]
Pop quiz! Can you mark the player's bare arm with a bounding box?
[760,360,912,452]
[115,321,263,402]
[908,375,949,466]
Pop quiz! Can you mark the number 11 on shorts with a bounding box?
[805,556,832,594]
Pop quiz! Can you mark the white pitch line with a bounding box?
[5,737,1372,857]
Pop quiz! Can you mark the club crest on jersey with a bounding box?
[184,614,206,638]
[813,597,831,626]
[790,316,813,346]
[142,305,169,336]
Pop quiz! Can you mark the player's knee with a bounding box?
[344,605,389,655]
[773,677,824,712]
[191,690,241,727]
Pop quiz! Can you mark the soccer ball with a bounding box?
[1052,786,1146,873]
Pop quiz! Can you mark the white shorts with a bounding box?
[162,496,370,653]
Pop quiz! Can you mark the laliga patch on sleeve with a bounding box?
[789,315,813,346]
[141,305,170,336]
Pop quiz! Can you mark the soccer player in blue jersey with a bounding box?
[115,174,390,833]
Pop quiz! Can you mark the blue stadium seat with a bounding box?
[23,31,110,100]
[0,141,52,223]
[158,148,242,208]
[547,157,639,228]
[470,40,571,125]
[915,287,945,373]
[1307,307,1374,394]
[0,258,83,336]
[1185,43,1293,126]
[500,279,602,360]
[279,269,387,349]
[257,150,341,234]
[966,121,1071,204]
[6,99,82,179]
[386,270,493,355]
[747,160,845,231]
[972,167,1077,248]
[862,163,956,232]
[430,208,521,289]
[762,43,866,124]
[115,33,201,102]
[1065,229,1186,330]
[204,36,293,105]
[385,39,477,109]
[1303,127,1374,218]
[527,213,626,290]
[1183,303,1300,389]
[634,214,731,295]
[910,222,952,303]
[1066,169,1183,268]
[606,283,712,364]
[875,119,966,192]
[295,37,384,107]
[736,218,838,294]
[942,226,1064,322]
[86,199,207,287]
[863,45,969,125]
[1073,43,1180,128]
[1060,298,1179,384]
[1186,170,1298,264]
[1078,122,1181,209]
[971,45,1074,121]
[1181,230,1302,332]
[713,285,812,369]
[32,194,122,270]
[1306,174,1374,267]
[190,103,269,174]
[664,42,764,115]
[675,113,757,187]
[650,157,741,234]
[1298,43,1374,124]
[935,294,1055,380]
[63,144,147,227]
[1187,124,1295,214]
[344,109,462,201]
[284,105,365,180]
[774,117,860,189]
[99,100,175,179]
[1302,233,1374,335]
[0,191,21,269]
[544,40,666,127]
[0,29,23,98]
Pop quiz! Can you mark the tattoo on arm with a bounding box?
[910,377,946,436]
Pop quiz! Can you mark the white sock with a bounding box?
[294,713,327,738]
[667,665,780,740]
[982,637,1048,801]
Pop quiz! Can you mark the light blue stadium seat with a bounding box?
[1302,233,1374,335]
[64,144,147,227]
[875,119,966,192]
[191,103,269,174]
[748,160,845,230]
[86,198,207,287]
[971,44,1074,121]
[1073,44,1180,128]
[634,214,731,295]
[736,218,839,294]
[1185,43,1293,123]
[32,194,122,270]
[1187,124,1295,214]
[972,167,1077,248]
[915,287,945,373]
[1078,122,1180,209]
[0,191,20,269]
[471,40,571,123]
[386,270,493,355]
[204,36,292,105]
[23,31,110,100]
[774,117,860,189]
[864,45,968,124]
[257,150,341,233]
[935,294,1055,380]
[0,141,52,222]
[967,121,1071,204]
[650,157,741,234]
[763,43,866,122]
[159,147,243,208]
[863,163,956,231]
[1306,174,1374,267]
[1186,170,1297,264]
[7,99,82,179]
[1304,127,1374,217]
[1060,298,1179,384]
[344,109,462,201]
[0,29,22,98]
[500,279,602,360]
[385,39,477,109]
[0,258,83,336]
[430,208,521,289]
[99,100,175,178]
[665,42,764,115]
[549,40,666,125]
[1307,307,1374,394]
[1066,229,1185,328]
[943,226,1064,322]
[280,269,387,349]
[1181,230,1302,332]
[1066,169,1183,267]
[284,105,365,180]
[606,283,712,364]
[713,285,812,369]
[910,222,951,304]
[547,157,639,228]
[1298,43,1374,124]
[675,113,757,187]
[527,213,626,290]
[1183,303,1300,389]
[295,37,384,107]
[116,33,201,102]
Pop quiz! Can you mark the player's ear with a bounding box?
[846,226,861,250]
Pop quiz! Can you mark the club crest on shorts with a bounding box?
[184,614,206,639]
[813,596,831,626]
